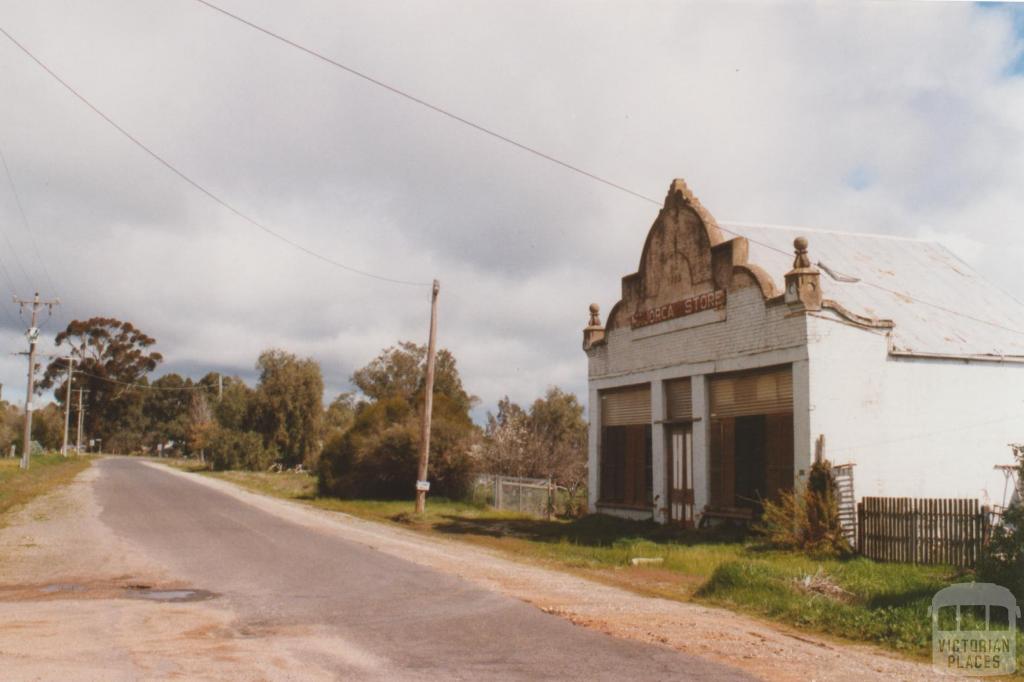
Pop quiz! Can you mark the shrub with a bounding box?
[318,396,475,500]
[758,458,851,556]
[208,427,278,471]
[978,446,1024,601]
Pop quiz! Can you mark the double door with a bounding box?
[667,425,694,526]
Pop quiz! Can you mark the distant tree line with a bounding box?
[18,317,588,506]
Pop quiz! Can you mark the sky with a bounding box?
[0,0,1023,421]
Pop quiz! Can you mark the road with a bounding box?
[94,458,751,681]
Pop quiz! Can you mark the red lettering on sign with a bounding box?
[630,290,727,329]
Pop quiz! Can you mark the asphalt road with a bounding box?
[96,458,754,681]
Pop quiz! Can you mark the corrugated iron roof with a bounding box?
[719,222,1024,359]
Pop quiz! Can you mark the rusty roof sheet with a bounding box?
[719,222,1024,359]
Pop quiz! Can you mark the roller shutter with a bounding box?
[600,384,651,426]
[665,378,693,421]
[709,366,792,418]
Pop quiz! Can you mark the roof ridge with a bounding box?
[719,220,931,244]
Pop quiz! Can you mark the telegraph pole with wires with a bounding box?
[75,388,88,454]
[13,292,59,469]
[60,356,74,456]
[414,279,440,514]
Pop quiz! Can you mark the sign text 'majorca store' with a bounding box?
[630,290,727,329]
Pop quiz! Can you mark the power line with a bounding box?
[0,142,56,295]
[73,368,211,391]
[4,15,1023,341]
[190,2,1024,340]
[0,25,430,288]
[194,0,657,206]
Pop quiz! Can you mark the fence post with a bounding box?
[496,475,503,510]
[546,476,553,521]
[910,504,919,564]
[857,501,864,556]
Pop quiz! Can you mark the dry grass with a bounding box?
[0,454,92,527]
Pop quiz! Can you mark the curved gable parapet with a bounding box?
[605,179,781,332]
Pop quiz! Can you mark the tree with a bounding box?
[481,397,530,475]
[481,388,588,495]
[319,341,478,500]
[142,374,193,451]
[207,427,277,472]
[30,402,64,451]
[39,318,163,451]
[324,392,359,441]
[185,391,216,460]
[250,349,324,468]
[212,376,255,432]
[979,445,1024,601]
[527,387,588,496]
[352,341,474,416]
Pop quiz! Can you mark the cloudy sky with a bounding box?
[0,0,1022,420]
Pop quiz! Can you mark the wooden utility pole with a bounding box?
[414,279,440,514]
[60,356,74,456]
[13,292,59,470]
[75,388,88,454]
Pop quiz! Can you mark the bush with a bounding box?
[318,396,475,500]
[978,446,1024,601]
[757,458,851,556]
[207,427,278,472]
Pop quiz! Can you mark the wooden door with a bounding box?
[667,425,694,526]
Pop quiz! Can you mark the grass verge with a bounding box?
[0,454,92,527]
[158,464,1021,667]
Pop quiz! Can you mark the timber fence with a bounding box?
[857,497,991,568]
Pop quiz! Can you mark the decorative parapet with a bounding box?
[784,237,822,312]
[583,303,606,351]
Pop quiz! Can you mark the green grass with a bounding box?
[0,453,92,527]
[176,467,1022,668]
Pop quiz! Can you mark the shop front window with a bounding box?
[600,424,653,507]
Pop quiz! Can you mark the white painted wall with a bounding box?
[806,313,1024,509]
[586,285,810,520]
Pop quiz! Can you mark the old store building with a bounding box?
[582,179,1024,526]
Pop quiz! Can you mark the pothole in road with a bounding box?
[123,585,218,603]
[40,583,87,594]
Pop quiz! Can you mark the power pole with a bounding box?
[75,388,88,454]
[13,292,59,470]
[60,356,74,456]
[415,279,440,514]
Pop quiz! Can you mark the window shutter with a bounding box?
[709,367,792,418]
[665,378,693,421]
[600,385,651,426]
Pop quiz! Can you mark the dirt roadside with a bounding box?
[0,464,369,681]
[0,461,957,681]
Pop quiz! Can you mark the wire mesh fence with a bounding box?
[474,474,555,518]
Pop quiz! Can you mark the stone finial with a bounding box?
[793,236,812,269]
[583,303,606,352]
[784,237,822,312]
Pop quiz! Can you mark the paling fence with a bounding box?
[474,474,555,518]
[857,497,992,568]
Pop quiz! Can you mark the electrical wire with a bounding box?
[0,142,56,296]
[73,368,212,391]
[190,2,1024,340]
[194,0,657,206]
[0,25,431,288]
[4,13,1024,339]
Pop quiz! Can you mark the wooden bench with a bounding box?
[698,506,755,529]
